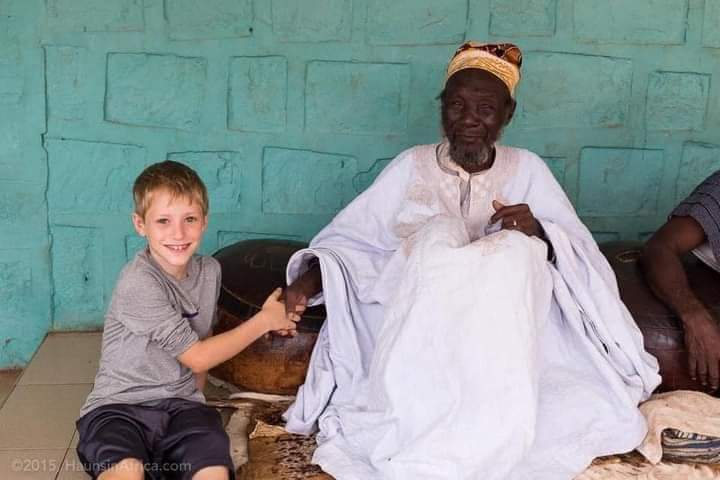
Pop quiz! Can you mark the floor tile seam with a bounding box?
[53,441,74,480]
[14,334,50,385]
[0,386,16,411]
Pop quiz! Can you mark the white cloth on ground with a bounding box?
[283,143,661,479]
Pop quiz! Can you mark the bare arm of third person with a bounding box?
[642,215,720,389]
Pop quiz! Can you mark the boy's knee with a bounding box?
[192,465,230,480]
[97,458,144,480]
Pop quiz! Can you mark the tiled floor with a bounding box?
[0,332,101,480]
[0,332,237,480]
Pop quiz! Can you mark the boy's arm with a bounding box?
[179,317,268,373]
[194,329,211,391]
[177,288,296,373]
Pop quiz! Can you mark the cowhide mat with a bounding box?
[207,378,720,480]
[208,397,331,479]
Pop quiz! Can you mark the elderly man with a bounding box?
[643,171,720,391]
[283,42,660,479]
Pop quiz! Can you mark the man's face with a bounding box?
[441,69,515,170]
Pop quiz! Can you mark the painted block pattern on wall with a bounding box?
[46,138,147,214]
[0,183,48,246]
[271,0,352,42]
[676,143,720,203]
[0,38,22,104]
[366,0,467,45]
[228,56,287,132]
[703,0,720,48]
[516,53,633,128]
[490,0,556,37]
[573,0,688,45]
[646,72,710,131]
[0,262,31,308]
[353,159,392,193]
[0,252,51,367]
[0,128,21,180]
[3,0,720,368]
[262,147,357,214]
[305,61,410,134]
[47,0,144,32]
[164,0,253,40]
[577,148,665,216]
[51,226,105,329]
[0,0,51,367]
[105,53,207,130]
[45,46,87,121]
[542,157,566,185]
[167,151,248,212]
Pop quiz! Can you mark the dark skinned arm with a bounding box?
[279,261,323,333]
[642,215,720,389]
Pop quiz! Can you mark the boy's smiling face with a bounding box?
[132,188,208,280]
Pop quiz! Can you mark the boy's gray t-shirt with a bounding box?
[80,248,221,417]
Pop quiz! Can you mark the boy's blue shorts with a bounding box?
[76,398,234,479]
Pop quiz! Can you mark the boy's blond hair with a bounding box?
[133,161,209,219]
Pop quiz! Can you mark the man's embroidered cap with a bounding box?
[445,41,522,98]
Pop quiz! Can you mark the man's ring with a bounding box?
[511,219,517,228]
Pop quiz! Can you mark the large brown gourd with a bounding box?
[211,240,325,395]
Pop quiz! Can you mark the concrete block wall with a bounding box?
[1,0,719,367]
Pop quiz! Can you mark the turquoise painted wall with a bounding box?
[2,0,720,367]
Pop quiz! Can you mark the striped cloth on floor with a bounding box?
[663,428,720,464]
[638,390,720,464]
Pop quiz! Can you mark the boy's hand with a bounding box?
[272,286,307,337]
[261,288,299,335]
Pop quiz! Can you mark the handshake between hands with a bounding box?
[259,287,307,338]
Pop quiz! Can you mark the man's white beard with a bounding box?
[449,141,493,171]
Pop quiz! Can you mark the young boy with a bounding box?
[76,161,299,480]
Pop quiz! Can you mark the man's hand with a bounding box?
[275,283,307,337]
[274,262,321,337]
[491,200,541,238]
[682,308,720,390]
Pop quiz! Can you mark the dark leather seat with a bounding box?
[601,241,719,393]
